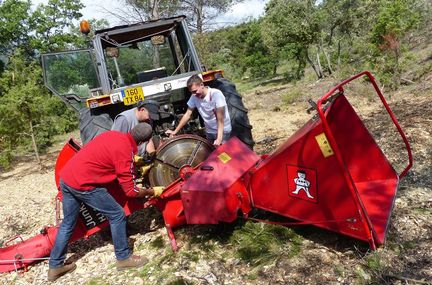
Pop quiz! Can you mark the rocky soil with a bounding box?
[0,73,431,285]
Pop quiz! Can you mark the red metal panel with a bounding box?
[181,137,259,224]
[250,94,399,246]
[250,112,368,242]
[54,138,80,189]
[0,226,58,272]
[326,95,399,244]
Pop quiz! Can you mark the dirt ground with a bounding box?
[0,73,431,285]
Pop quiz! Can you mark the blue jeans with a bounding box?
[49,180,131,268]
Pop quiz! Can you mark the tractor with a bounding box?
[41,15,254,186]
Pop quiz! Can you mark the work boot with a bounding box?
[47,263,77,281]
[116,255,148,271]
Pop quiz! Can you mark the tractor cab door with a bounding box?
[41,49,102,112]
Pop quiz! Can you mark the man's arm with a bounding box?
[146,138,156,153]
[165,107,194,137]
[214,107,225,145]
[111,115,130,132]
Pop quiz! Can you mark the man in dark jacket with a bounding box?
[48,123,158,281]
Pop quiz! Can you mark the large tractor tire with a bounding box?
[79,107,113,145]
[208,78,254,149]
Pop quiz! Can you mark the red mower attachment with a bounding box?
[0,71,412,272]
[250,71,412,249]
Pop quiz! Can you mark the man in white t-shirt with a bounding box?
[165,75,232,145]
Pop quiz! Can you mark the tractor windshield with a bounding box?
[41,50,101,111]
[94,16,201,93]
[104,32,188,89]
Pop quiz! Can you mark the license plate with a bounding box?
[122,87,144,105]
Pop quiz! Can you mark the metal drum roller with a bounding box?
[148,134,215,187]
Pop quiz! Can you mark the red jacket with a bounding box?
[60,131,140,197]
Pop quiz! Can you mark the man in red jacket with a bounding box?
[48,123,158,281]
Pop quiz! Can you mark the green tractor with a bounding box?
[41,16,254,149]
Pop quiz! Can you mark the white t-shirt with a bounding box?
[187,87,232,134]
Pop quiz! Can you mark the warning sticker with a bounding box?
[315,133,334,158]
[218,152,232,164]
[287,165,318,203]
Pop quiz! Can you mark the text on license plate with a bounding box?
[122,87,144,105]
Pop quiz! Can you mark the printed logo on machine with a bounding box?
[287,165,318,203]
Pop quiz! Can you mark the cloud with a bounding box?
[215,0,269,27]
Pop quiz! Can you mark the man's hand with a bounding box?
[135,186,165,198]
[213,138,222,146]
[134,155,143,164]
[152,186,165,197]
[165,129,176,138]
[140,163,153,176]
[135,187,153,198]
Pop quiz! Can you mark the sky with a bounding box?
[31,0,269,27]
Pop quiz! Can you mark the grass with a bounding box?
[280,84,303,105]
[87,278,110,285]
[229,221,303,265]
[150,236,165,249]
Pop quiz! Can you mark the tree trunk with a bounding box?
[150,0,161,68]
[322,47,333,75]
[29,117,41,168]
[196,0,204,34]
[316,52,323,78]
[306,50,322,79]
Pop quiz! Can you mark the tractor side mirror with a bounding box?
[151,35,165,45]
[106,47,120,58]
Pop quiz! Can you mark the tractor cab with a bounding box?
[41,16,246,145]
[42,16,203,111]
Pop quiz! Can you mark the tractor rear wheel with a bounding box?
[208,78,254,149]
[78,107,113,145]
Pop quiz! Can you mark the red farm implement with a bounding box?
[0,71,412,272]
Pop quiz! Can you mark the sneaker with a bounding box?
[47,263,77,281]
[116,255,148,271]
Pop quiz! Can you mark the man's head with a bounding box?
[187,74,206,99]
[130,123,152,144]
[136,100,159,122]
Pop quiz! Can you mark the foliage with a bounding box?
[193,0,430,85]
[121,0,243,32]
[0,0,32,56]
[262,0,322,79]
[369,0,422,89]
[0,50,77,168]
[0,0,83,168]
[229,221,303,265]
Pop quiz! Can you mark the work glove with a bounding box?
[134,155,144,164]
[140,163,154,176]
[152,186,165,197]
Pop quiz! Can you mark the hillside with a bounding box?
[0,67,431,284]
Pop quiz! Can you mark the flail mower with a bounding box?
[0,71,412,273]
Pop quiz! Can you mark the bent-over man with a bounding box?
[48,123,161,281]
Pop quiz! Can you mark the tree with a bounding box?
[370,0,421,89]
[0,0,32,56]
[177,0,243,33]
[30,0,84,53]
[0,0,83,168]
[108,0,243,33]
[262,0,322,79]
